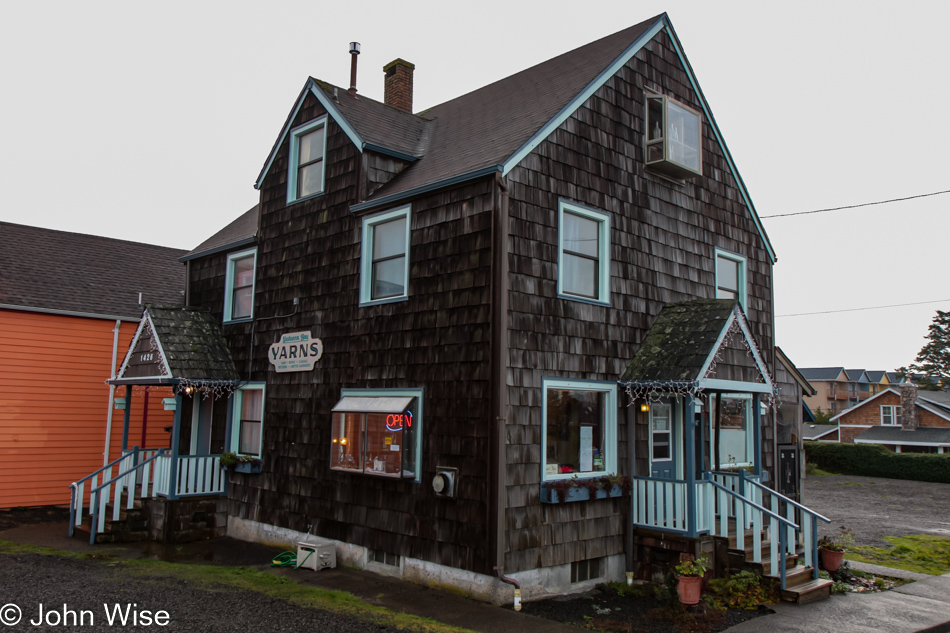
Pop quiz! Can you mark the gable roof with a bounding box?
[254,14,776,262]
[620,298,773,393]
[776,346,817,396]
[181,205,260,262]
[844,369,869,383]
[0,222,186,321]
[111,306,240,386]
[865,370,888,383]
[830,386,950,424]
[799,367,846,382]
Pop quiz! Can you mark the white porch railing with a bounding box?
[69,451,227,544]
[631,471,830,588]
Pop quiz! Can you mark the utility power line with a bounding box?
[760,189,950,219]
[777,298,950,318]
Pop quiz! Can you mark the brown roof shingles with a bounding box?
[0,222,186,320]
[182,204,259,261]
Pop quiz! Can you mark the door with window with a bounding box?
[650,402,676,479]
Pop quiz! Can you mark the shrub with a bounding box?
[705,571,777,610]
[804,441,950,484]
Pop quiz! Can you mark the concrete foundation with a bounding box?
[148,496,228,543]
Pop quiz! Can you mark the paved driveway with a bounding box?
[802,474,950,547]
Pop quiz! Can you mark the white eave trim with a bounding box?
[855,438,950,447]
[255,79,366,191]
[829,388,899,422]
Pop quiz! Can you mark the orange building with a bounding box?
[0,223,186,508]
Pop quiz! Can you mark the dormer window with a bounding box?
[645,94,702,178]
[287,116,327,203]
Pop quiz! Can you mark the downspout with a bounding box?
[489,172,510,602]
[626,404,636,583]
[103,319,122,466]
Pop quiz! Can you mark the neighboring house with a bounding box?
[801,366,890,415]
[76,14,830,601]
[802,424,839,442]
[0,222,185,508]
[833,382,950,453]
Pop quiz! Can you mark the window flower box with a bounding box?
[540,477,630,504]
[233,461,262,474]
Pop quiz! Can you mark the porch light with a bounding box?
[184,385,194,395]
[640,403,650,412]
[340,437,347,445]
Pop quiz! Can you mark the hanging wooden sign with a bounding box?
[268,331,323,373]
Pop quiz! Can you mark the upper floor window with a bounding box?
[558,201,610,306]
[224,248,256,323]
[881,405,902,425]
[542,379,617,482]
[645,93,702,178]
[231,384,265,457]
[360,206,411,306]
[287,117,327,203]
[715,249,746,309]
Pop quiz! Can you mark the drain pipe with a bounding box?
[493,567,521,611]
[102,319,122,466]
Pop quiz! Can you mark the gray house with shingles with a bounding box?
[92,13,832,602]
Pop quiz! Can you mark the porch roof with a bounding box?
[619,298,773,393]
[109,306,240,386]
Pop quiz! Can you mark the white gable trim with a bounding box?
[695,305,774,392]
[829,388,898,422]
[501,18,665,178]
[115,311,172,381]
[255,79,365,191]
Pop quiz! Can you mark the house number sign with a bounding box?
[268,331,323,373]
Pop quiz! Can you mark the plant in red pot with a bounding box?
[674,552,709,605]
[818,526,855,572]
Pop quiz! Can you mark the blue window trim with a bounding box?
[557,200,611,306]
[541,378,618,483]
[339,387,423,483]
[224,247,257,324]
[287,115,328,205]
[714,248,747,310]
[230,382,266,457]
[359,205,411,307]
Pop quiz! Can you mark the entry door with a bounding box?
[650,402,676,479]
[189,396,214,455]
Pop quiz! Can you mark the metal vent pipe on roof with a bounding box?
[349,42,360,95]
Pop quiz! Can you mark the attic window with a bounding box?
[287,116,328,203]
[645,94,702,178]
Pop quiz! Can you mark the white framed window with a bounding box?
[360,206,411,306]
[715,249,747,309]
[224,248,257,323]
[708,393,753,468]
[230,384,265,457]
[542,378,617,482]
[645,93,703,178]
[881,405,902,425]
[557,201,611,305]
[287,116,328,204]
[330,388,423,481]
[650,403,673,462]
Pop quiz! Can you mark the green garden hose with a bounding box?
[270,549,314,568]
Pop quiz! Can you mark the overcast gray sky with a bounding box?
[2,0,947,373]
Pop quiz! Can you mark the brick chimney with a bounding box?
[900,378,919,431]
[384,59,415,113]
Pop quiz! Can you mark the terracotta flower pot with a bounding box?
[676,575,703,605]
[820,547,844,572]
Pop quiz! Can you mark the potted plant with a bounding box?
[220,451,262,474]
[674,552,709,605]
[818,525,855,572]
[540,475,631,503]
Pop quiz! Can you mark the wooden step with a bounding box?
[780,577,833,604]
[778,565,817,589]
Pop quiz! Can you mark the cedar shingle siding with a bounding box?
[185,17,775,580]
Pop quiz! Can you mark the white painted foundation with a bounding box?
[228,516,626,605]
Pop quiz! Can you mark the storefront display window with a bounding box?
[330,390,422,480]
[542,379,617,481]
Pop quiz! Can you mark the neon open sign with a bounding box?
[386,411,413,432]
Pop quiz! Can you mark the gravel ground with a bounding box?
[802,474,950,547]
[0,551,402,632]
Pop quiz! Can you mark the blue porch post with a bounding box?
[752,393,762,478]
[684,395,697,537]
[121,387,133,452]
[167,393,183,500]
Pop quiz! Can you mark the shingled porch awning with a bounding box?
[109,306,241,390]
[620,298,775,398]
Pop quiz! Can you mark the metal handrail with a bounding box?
[706,479,798,529]
[87,450,168,544]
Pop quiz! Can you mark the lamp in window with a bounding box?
[640,403,651,412]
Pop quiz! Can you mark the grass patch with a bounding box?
[0,540,473,633]
[804,463,835,476]
[849,535,950,576]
